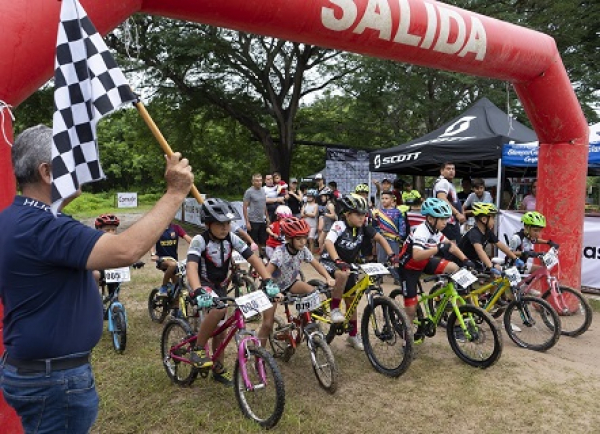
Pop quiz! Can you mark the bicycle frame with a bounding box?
[311,273,377,327]
[103,283,127,332]
[466,277,513,312]
[168,304,265,390]
[418,280,471,334]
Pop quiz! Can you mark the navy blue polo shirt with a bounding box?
[0,196,104,360]
[155,224,187,260]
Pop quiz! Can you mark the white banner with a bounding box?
[116,192,137,208]
[497,210,600,288]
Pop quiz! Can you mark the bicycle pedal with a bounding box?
[199,368,210,378]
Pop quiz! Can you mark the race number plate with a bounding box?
[235,291,272,319]
[450,269,477,289]
[294,291,321,313]
[542,248,559,270]
[360,262,390,276]
[232,251,248,265]
[104,267,131,283]
[504,266,522,286]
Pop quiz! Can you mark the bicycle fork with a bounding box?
[107,301,126,332]
[236,334,268,391]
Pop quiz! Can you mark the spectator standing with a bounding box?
[287,178,303,217]
[457,177,472,205]
[243,173,269,254]
[372,177,394,208]
[0,125,193,433]
[273,171,289,201]
[317,188,337,254]
[462,178,493,233]
[301,189,319,253]
[432,162,465,242]
[520,179,537,211]
[373,191,406,271]
[328,181,341,199]
[314,173,327,194]
[264,173,284,222]
[401,181,422,206]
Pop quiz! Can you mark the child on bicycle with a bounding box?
[257,217,335,345]
[397,198,473,323]
[320,193,396,350]
[265,205,293,259]
[186,198,280,385]
[450,203,522,274]
[94,214,121,295]
[151,220,192,297]
[508,211,559,273]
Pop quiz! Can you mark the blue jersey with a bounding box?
[0,196,103,359]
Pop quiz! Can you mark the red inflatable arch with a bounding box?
[0,0,589,429]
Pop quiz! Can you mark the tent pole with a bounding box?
[496,158,502,210]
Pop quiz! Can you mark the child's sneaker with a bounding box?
[158,283,172,298]
[346,334,364,351]
[212,369,234,387]
[330,308,345,324]
[190,348,212,368]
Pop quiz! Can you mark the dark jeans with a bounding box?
[0,357,99,434]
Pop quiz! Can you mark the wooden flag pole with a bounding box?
[134,100,204,204]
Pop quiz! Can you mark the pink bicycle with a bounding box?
[518,247,592,337]
[161,293,285,429]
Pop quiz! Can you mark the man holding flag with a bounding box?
[0,1,194,432]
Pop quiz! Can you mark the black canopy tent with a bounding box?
[368,98,537,177]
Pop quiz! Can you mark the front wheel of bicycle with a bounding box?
[308,335,338,393]
[234,345,286,429]
[111,306,127,353]
[542,285,592,337]
[361,296,413,377]
[447,305,503,368]
[148,288,169,323]
[160,319,198,386]
[503,296,561,352]
[269,316,295,362]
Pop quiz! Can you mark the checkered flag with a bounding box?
[51,0,136,212]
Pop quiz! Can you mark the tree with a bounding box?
[109,17,358,180]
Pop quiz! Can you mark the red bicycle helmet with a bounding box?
[280,217,310,238]
[95,214,120,229]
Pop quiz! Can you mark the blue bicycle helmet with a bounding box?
[420,198,452,218]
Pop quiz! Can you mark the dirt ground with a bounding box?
[88,212,600,433]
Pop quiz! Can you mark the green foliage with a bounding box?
[62,192,160,218]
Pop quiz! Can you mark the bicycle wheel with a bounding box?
[361,296,413,377]
[148,288,168,323]
[308,335,338,393]
[542,285,592,337]
[160,318,198,386]
[111,306,127,353]
[447,305,503,368]
[269,316,295,362]
[234,346,286,429]
[503,296,561,351]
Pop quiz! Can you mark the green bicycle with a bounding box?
[311,262,413,378]
[390,268,503,369]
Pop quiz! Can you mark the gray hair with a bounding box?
[12,124,53,187]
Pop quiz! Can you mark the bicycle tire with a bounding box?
[160,318,198,386]
[111,306,127,353]
[542,285,592,337]
[234,345,286,429]
[308,335,338,393]
[148,288,169,323]
[503,296,561,352]
[447,304,503,369]
[269,316,294,361]
[361,296,414,377]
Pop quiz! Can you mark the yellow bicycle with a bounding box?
[311,263,413,377]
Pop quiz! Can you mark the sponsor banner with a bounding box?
[326,147,394,195]
[498,210,600,288]
[502,141,600,167]
[116,192,137,208]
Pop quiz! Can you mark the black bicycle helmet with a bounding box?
[201,198,240,223]
[337,193,369,214]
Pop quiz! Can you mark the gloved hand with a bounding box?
[515,258,525,268]
[195,288,214,308]
[437,242,451,255]
[462,259,476,269]
[334,258,351,271]
[263,279,280,297]
[490,267,502,276]
[386,253,399,267]
[548,240,560,249]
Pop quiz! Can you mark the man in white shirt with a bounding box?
[432,162,465,242]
